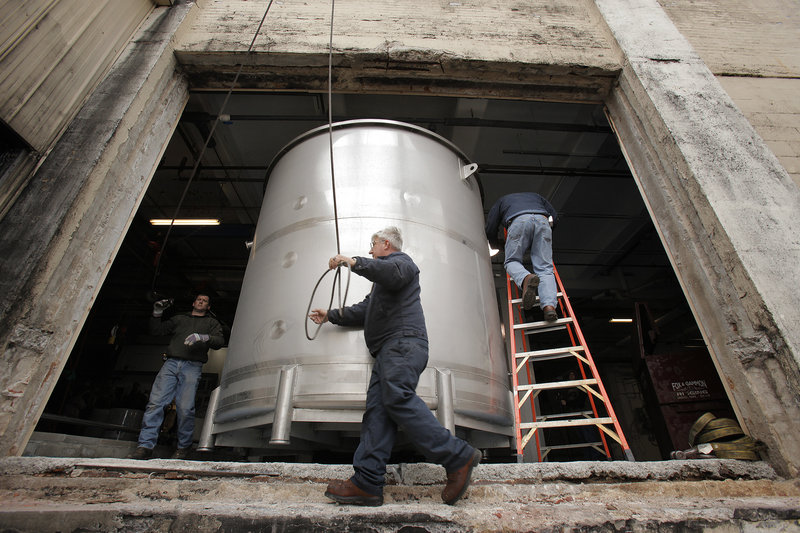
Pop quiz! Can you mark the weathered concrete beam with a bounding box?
[175,0,624,101]
[598,0,800,476]
[0,4,194,457]
[176,50,619,103]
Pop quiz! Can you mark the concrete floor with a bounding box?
[2,439,799,532]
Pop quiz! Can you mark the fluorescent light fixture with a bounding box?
[149,218,220,226]
[609,318,633,323]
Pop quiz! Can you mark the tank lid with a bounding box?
[264,119,474,183]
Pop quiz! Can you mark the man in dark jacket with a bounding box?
[130,294,224,459]
[485,191,559,321]
[309,226,481,506]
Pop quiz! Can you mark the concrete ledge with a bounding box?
[1,457,797,532]
[0,456,778,482]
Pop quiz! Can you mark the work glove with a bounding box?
[152,299,173,317]
[184,333,209,346]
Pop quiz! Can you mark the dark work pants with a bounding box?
[351,336,475,496]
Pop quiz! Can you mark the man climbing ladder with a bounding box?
[485,192,559,322]
[485,190,633,461]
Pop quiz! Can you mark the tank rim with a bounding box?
[263,119,475,186]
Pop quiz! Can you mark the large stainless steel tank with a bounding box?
[209,119,513,456]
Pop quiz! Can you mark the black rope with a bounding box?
[327,0,341,256]
[151,0,275,292]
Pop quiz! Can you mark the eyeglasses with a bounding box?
[369,240,384,249]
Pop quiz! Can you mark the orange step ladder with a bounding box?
[506,266,634,461]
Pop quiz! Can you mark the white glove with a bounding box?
[152,299,173,317]
[184,333,209,346]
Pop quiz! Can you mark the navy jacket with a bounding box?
[485,192,558,247]
[328,251,428,355]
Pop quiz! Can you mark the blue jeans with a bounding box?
[504,213,557,309]
[137,358,203,449]
[351,337,475,496]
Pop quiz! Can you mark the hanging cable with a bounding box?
[306,0,351,340]
[151,0,275,293]
[327,0,341,255]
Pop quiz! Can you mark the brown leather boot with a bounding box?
[543,305,557,322]
[442,448,481,505]
[324,479,383,506]
[521,274,540,310]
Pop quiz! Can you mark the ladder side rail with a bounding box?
[553,267,613,458]
[575,356,612,458]
[553,267,633,459]
[507,272,543,461]
[515,283,543,462]
[506,271,525,459]
[551,268,612,457]
[554,271,606,435]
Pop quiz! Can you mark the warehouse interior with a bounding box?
[35,90,733,462]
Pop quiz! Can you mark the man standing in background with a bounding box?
[129,294,224,459]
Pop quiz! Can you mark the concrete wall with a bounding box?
[0,0,798,476]
[0,0,154,217]
[0,3,193,456]
[659,0,800,187]
[599,0,800,475]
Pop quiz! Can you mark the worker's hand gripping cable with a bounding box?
[305,258,351,341]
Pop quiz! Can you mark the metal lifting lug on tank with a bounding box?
[197,120,515,458]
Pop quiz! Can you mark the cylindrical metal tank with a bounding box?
[211,119,513,455]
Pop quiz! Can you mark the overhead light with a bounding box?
[149,219,220,226]
[609,318,633,323]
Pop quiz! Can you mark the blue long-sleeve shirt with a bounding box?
[485,192,557,247]
[328,251,427,355]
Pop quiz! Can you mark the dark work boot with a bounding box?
[442,448,482,505]
[128,446,153,460]
[171,447,190,460]
[521,274,540,310]
[324,479,383,506]
[543,305,557,322]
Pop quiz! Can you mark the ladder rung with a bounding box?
[514,345,585,361]
[541,441,604,451]
[537,410,594,421]
[521,417,613,430]
[513,317,573,332]
[510,291,563,305]
[518,378,598,391]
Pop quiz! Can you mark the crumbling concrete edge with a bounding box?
[0,456,778,483]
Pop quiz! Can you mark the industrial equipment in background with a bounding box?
[633,302,737,459]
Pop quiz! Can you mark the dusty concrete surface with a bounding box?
[1,457,798,532]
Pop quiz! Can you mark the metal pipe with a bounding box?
[196,386,221,451]
[269,365,297,445]
[436,368,456,435]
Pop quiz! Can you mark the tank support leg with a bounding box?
[436,368,456,434]
[270,365,297,445]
